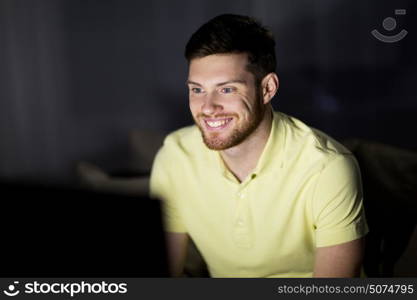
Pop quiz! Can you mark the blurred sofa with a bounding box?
[77,130,417,277]
[343,139,417,277]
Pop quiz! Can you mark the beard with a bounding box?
[193,92,266,151]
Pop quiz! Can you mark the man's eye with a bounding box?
[221,87,235,94]
[191,87,203,94]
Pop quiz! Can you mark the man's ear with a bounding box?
[261,73,279,104]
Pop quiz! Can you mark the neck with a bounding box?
[220,107,273,182]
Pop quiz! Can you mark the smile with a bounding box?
[204,118,233,130]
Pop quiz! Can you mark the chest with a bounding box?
[177,165,319,239]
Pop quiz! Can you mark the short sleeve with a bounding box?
[312,154,369,247]
[150,141,187,233]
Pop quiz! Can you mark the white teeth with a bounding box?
[206,119,230,128]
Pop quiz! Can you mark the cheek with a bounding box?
[234,98,253,115]
[189,99,200,115]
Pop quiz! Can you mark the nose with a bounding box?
[201,93,223,116]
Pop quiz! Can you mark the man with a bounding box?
[150,14,368,277]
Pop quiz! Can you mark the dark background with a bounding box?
[1,0,416,185]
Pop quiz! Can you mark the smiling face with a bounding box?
[188,53,267,150]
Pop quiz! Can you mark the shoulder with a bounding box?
[162,125,203,153]
[153,125,204,165]
[276,111,352,168]
[164,125,201,148]
[275,112,361,190]
[150,125,202,193]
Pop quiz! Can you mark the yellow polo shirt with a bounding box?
[150,111,368,277]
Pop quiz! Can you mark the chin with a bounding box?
[201,135,226,150]
[203,141,232,151]
[202,130,246,150]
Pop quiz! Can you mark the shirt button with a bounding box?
[237,219,244,226]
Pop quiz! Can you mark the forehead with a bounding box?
[188,53,254,84]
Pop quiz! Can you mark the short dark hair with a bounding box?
[185,14,276,84]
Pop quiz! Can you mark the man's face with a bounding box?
[187,53,266,150]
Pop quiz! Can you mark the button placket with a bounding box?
[233,187,252,248]
[234,189,246,223]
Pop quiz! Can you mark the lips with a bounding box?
[203,117,233,130]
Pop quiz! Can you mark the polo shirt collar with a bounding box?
[252,111,286,175]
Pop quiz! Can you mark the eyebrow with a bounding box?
[186,79,247,87]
